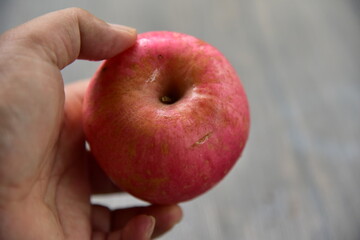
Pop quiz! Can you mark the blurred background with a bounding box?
[1,0,359,239]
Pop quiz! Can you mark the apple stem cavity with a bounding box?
[159,81,186,105]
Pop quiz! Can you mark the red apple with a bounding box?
[83,31,250,204]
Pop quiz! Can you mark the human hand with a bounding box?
[0,8,182,240]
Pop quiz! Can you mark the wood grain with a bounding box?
[1,0,359,239]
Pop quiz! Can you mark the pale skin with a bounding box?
[0,8,182,240]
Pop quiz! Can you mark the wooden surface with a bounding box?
[1,0,360,239]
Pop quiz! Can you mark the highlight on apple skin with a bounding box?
[83,31,250,204]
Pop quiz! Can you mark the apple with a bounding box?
[83,31,250,204]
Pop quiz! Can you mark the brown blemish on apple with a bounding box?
[160,190,167,197]
[223,169,229,175]
[222,144,231,152]
[127,142,137,159]
[128,56,157,82]
[192,132,212,147]
[183,184,192,189]
[201,173,210,181]
[196,39,208,47]
[242,114,250,131]
[127,174,169,198]
[187,98,218,128]
[161,142,169,155]
[101,66,108,72]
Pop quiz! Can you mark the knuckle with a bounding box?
[63,7,92,20]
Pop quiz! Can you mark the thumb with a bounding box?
[0,7,137,69]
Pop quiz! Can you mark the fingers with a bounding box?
[92,205,111,233]
[91,204,183,239]
[0,8,137,69]
[64,79,90,104]
[64,80,123,194]
[109,215,155,240]
[112,205,183,238]
[62,80,89,140]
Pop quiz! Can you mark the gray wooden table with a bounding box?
[1,0,359,239]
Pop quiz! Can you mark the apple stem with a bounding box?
[160,96,173,104]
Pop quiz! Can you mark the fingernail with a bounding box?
[109,23,137,35]
[145,216,156,239]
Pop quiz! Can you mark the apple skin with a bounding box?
[83,31,250,204]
